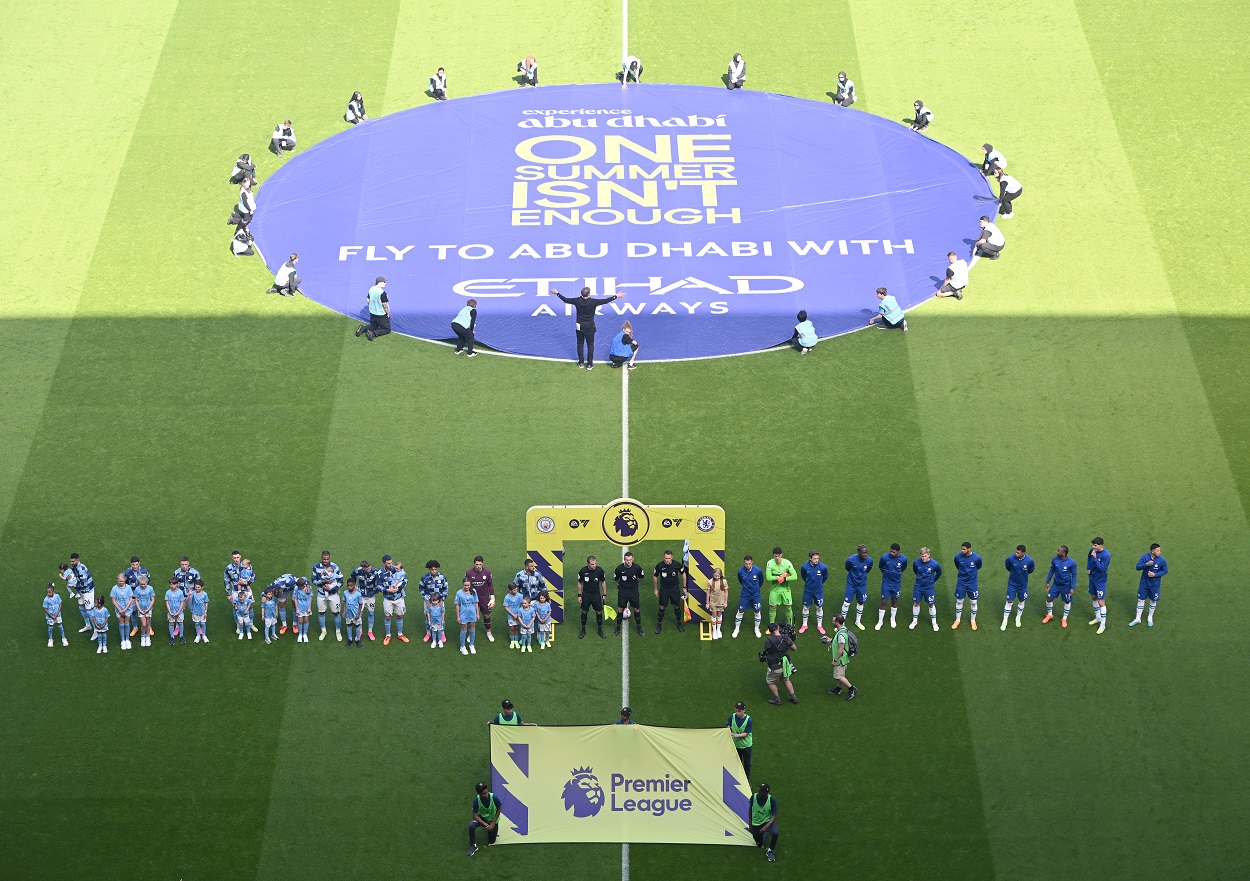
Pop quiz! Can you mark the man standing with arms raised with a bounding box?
[550,286,624,370]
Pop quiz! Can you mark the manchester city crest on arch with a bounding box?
[562,767,605,818]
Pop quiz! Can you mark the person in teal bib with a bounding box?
[490,698,536,727]
[452,299,478,356]
[726,701,753,779]
[748,782,778,861]
[355,276,391,341]
[792,310,817,353]
[468,782,503,856]
[868,285,907,331]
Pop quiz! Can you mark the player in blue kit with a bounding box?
[456,581,480,655]
[502,582,524,649]
[1087,536,1111,633]
[123,556,150,594]
[798,551,828,635]
[312,551,344,642]
[292,577,313,642]
[418,561,449,646]
[428,592,447,649]
[90,596,110,653]
[733,555,765,639]
[350,559,379,638]
[44,584,68,647]
[62,553,96,633]
[110,575,134,651]
[224,550,244,598]
[1131,543,1167,627]
[1002,545,1035,630]
[261,589,278,644]
[951,542,983,631]
[173,556,201,598]
[233,584,253,639]
[343,579,364,646]
[189,580,210,643]
[133,574,155,647]
[518,597,537,653]
[267,573,297,636]
[841,546,873,631]
[876,544,908,630]
[165,578,186,644]
[1043,546,1078,627]
[909,548,942,631]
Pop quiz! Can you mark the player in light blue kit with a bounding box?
[1003,545,1035,630]
[312,551,344,642]
[189,580,211,643]
[1087,536,1111,633]
[733,555,765,639]
[418,560,449,646]
[535,591,553,650]
[1043,546,1078,628]
[798,551,828,635]
[343,579,364,646]
[456,580,480,655]
[428,592,447,649]
[909,548,942,631]
[518,597,537,653]
[44,584,68,647]
[1131,543,1167,627]
[841,546,873,631]
[876,544,908,630]
[90,596,110,653]
[292,577,313,642]
[164,578,186,645]
[261,589,278,644]
[951,542,983,631]
[110,575,135,651]
[133,574,156,647]
[233,584,253,640]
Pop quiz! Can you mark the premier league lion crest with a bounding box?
[562,767,605,818]
[602,499,650,546]
[615,509,640,538]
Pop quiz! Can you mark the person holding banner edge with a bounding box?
[727,701,753,779]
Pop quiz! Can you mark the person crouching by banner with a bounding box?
[272,119,296,156]
[617,55,643,83]
[345,91,367,125]
[452,299,477,356]
[792,310,817,353]
[517,55,538,86]
[354,276,391,340]
[430,68,448,100]
[608,321,639,369]
[727,53,746,89]
[726,701,753,779]
[762,622,798,705]
[468,783,502,857]
[749,783,779,862]
[229,153,255,186]
[266,253,300,297]
[231,226,255,257]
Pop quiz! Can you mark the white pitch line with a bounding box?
[622,0,629,60]
[620,312,630,881]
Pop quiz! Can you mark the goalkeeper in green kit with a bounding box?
[765,547,798,624]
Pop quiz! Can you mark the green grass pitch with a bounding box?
[2,0,1249,879]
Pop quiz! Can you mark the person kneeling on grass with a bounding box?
[617,55,643,83]
[468,782,502,857]
[868,286,907,331]
[910,100,933,132]
[355,276,391,340]
[749,783,779,862]
[229,153,256,186]
[453,299,477,356]
[231,226,255,257]
[936,252,969,300]
[430,68,448,100]
[970,215,1006,266]
[792,310,817,353]
[345,91,367,125]
[267,253,301,296]
[727,53,746,89]
[272,119,296,155]
[608,320,639,369]
[517,55,538,86]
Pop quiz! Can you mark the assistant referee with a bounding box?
[613,552,645,637]
[576,555,608,639]
[652,550,688,634]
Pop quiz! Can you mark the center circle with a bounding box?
[251,84,994,360]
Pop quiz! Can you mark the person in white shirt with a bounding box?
[937,251,970,299]
[617,56,643,83]
[272,120,296,156]
[993,169,1022,219]
[235,179,256,226]
[430,68,448,100]
[727,53,746,89]
[981,144,1006,177]
[517,56,538,87]
[834,71,856,106]
[267,253,301,296]
[231,226,255,257]
[345,91,367,124]
[970,216,1005,266]
[911,100,933,132]
[229,154,255,186]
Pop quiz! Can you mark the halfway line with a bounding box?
[620,342,630,881]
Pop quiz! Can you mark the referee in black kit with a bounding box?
[550,286,625,370]
[613,552,645,636]
[653,550,688,634]
[576,555,607,639]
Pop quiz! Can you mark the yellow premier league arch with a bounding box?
[526,499,726,623]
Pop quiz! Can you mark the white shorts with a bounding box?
[47,615,62,625]
[137,608,152,620]
[264,616,276,627]
[297,607,311,618]
[318,593,341,614]
[78,591,95,608]
[363,595,377,610]
[345,613,362,626]
[384,598,406,617]
[193,613,207,624]
[168,612,184,624]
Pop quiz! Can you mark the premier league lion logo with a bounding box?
[614,508,640,539]
[562,767,605,818]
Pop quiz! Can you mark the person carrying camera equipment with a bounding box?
[761,622,798,705]
[229,153,256,185]
[821,613,858,700]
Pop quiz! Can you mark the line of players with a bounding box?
[725,539,1168,639]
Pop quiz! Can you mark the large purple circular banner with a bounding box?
[251,84,993,360]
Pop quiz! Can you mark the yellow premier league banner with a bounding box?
[489,724,754,846]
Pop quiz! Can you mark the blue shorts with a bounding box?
[912,585,935,604]
[1047,584,1074,602]
[802,588,824,607]
[954,585,979,600]
[1007,585,1028,603]
[843,584,867,604]
[738,589,762,612]
[1088,583,1106,601]
[1137,583,1160,602]
[881,583,901,600]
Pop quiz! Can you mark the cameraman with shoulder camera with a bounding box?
[761,622,798,705]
